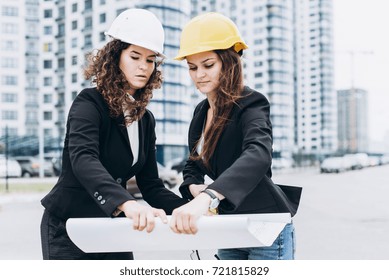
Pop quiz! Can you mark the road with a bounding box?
[1,165,388,260]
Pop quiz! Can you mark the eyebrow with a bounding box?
[188,58,216,65]
[130,50,156,58]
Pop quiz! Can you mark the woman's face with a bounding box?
[186,51,222,96]
[119,44,157,95]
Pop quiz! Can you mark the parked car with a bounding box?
[271,157,294,170]
[13,156,54,177]
[167,158,187,174]
[126,162,180,198]
[0,156,22,178]
[343,153,369,170]
[320,156,352,173]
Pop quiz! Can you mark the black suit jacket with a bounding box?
[180,86,302,215]
[41,88,186,219]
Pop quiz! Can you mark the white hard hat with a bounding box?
[105,9,165,57]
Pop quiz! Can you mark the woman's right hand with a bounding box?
[118,200,167,233]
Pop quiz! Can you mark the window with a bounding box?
[72,20,77,30]
[99,32,105,42]
[44,128,52,137]
[58,7,65,17]
[2,23,18,33]
[85,17,92,29]
[1,93,17,103]
[72,73,77,83]
[72,3,78,12]
[43,60,52,69]
[72,56,77,65]
[99,13,106,23]
[43,111,52,121]
[1,40,17,51]
[2,76,17,85]
[71,38,77,48]
[43,94,52,103]
[43,43,52,52]
[44,26,52,35]
[85,0,92,11]
[43,77,52,86]
[58,23,65,37]
[1,57,17,68]
[2,6,18,16]
[58,58,65,69]
[2,127,17,136]
[2,110,17,120]
[84,34,92,48]
[44,9,52,18]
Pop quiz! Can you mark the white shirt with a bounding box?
[126,120,139,166]
[123,93,139,166]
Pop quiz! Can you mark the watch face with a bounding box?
[210,198,220,209]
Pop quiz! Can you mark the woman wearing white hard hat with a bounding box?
[170,12,302,260]
[40,9,186,260]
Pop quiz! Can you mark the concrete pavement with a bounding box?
[1,165,389,260]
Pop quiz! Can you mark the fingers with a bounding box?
[145,212,155,233]
[169,210,198,235]
[132,211,140,230]
[154,209,168,224]
[125,204,168,233]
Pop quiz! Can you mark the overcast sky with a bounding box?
[333,0,389,142]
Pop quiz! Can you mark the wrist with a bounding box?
[118,200,136,211]
[200,189,220,214]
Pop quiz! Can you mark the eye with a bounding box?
[130,56,140,60]
[204,64,214,68]
[188,67,197,71]
[146,58,156,63]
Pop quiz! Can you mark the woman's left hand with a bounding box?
[169,193,211,234]
[189,184,207,197]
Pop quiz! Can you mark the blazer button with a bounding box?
[94,192,99,197]
[97,195,102,201]
[116,178,122,184]
[100,199,106,205]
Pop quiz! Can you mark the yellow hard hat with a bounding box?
[175,12,248,60]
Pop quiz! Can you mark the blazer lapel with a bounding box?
[115,114,131,147]
[189,100,217,178]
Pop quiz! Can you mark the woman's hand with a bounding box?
[189,184,207,197]
[118,200,167,233]
[169,193,211,234]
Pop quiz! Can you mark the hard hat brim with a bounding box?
[174,41,248,60]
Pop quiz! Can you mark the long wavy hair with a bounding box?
[190,48,244,168]
[83,39,163,125]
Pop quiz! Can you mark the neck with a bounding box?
[206,92,216,111]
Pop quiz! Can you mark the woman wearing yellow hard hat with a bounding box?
[170,12,302,260]
[40,9,187,260]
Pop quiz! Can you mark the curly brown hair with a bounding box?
[83,39,163,125]
[190,48,244,168]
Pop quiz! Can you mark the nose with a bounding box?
[196,69,206,79]
[138,60,148,71]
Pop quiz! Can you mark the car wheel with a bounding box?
[23,172,31,178]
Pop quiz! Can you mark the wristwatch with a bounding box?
[200,189,220,214]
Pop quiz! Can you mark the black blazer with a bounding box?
[41,88,186,219]
[180,86,302,215]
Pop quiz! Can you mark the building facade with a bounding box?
[294,0,337,159]
[337,88,368,153]
[1,0,337,164]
